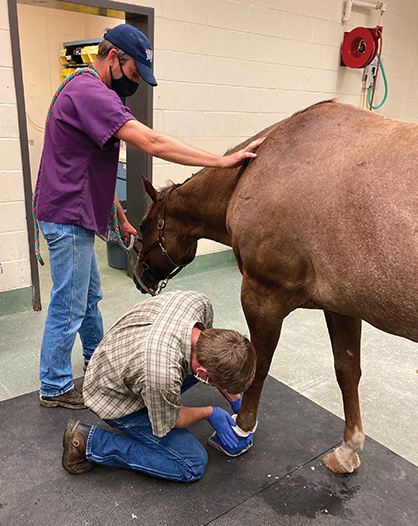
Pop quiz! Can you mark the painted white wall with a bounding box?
[1,0,418,295]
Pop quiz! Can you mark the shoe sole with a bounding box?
[39,397,86,409]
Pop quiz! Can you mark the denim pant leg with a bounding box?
[39,221,98,396]
[86,410,208,482]
[78,248,104,364]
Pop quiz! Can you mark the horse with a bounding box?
[133,100,418,474]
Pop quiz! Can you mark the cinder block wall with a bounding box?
[1,0,417,298]
[0,0,31,295]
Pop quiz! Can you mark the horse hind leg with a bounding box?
[322,312,365,474]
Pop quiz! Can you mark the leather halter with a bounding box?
[136,199,192,293]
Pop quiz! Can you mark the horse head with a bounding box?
[133,177,197,295]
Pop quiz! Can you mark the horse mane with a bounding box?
[156,99,337,194]
[156,181,181,199]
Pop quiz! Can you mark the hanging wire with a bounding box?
[362,80,367,108]
[26,113,45,133]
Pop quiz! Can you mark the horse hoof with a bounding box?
[322,451,360,474]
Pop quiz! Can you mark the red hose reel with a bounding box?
[341,26,382,68]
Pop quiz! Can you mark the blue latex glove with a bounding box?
[230,396,242,414]
[208,407,239,449]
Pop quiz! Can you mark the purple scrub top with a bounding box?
[34,73,135,235]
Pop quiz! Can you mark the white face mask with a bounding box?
[194,370,210,385]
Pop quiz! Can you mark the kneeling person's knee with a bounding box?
[181,442,208,482]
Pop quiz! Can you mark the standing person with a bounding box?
[34,24,264,409]
[62,290,257,480]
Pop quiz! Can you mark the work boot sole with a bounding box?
[39,396,87,409]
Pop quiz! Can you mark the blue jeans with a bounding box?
[86,376,208,482]
[38,221,104,396]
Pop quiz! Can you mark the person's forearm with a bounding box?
[174,406,213,428]
[115,119,263,169]
[117,120,225,167]
[152,134,225,167]
[114,195,128,226]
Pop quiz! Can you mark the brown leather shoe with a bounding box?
[62,419,95,475]
[40,385,86,409]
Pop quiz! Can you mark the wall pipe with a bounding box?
[343,0,387,23]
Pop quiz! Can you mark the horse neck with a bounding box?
[169,166,241,246]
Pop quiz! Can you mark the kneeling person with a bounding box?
[62,290,256,481]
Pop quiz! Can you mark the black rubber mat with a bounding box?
[0,376,416,525]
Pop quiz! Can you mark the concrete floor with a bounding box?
[0,238,417,467]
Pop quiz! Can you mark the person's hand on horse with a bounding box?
[222,137,266,169]
[208,407,239,449]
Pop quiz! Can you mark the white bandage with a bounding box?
[232,414,258,437]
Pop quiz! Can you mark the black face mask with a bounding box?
[110,57,139,98]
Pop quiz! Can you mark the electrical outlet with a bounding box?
[363,57,380,89]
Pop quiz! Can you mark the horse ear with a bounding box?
[142,176,157,202]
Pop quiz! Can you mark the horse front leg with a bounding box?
[322,312,365,474]
[236,280,285,432]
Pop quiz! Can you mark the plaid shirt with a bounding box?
[83,290,213,437]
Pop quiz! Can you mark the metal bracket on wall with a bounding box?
[362,57,380,89]
[343,1,387,24]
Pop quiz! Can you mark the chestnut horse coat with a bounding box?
[137,101,417,473]
[227,101,417,341]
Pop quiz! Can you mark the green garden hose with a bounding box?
[368,54,388,110]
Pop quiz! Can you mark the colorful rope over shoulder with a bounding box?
[44,67,100,130]
[32,68,100,266]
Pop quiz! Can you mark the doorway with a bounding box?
[8,0,154,310]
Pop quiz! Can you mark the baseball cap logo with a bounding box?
[145,49,153,62]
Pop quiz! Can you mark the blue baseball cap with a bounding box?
[104,24,157,87]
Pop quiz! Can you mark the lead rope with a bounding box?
[32,193,44,265]
[32,68,145,292]
[109,201,155,295]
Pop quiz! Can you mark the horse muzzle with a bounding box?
[133,259,159,295]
